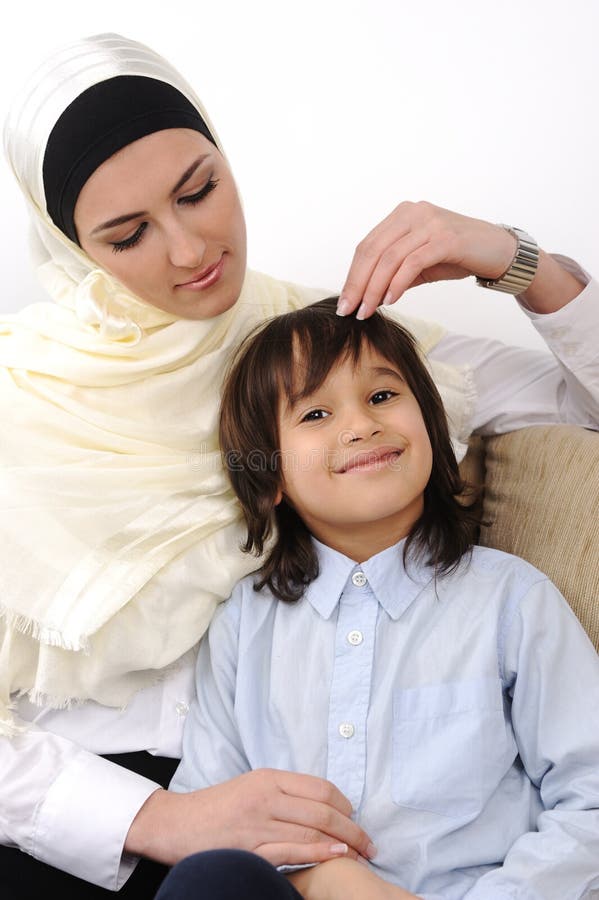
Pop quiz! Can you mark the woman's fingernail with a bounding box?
[383,290,394,306]
[330,843,348,855]
[355,302,368,320]
[366,842,378,859]
[336,297,351,316]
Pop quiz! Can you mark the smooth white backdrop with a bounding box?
[1,0,597,347]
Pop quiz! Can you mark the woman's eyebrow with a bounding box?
[91,210,147,235]
[170,154,210,195]
[90,155,211,235]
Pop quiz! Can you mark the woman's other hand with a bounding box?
[288,857,421,900]
[338,201,585,319]
[337,201,517,319]
[125,769,376,868]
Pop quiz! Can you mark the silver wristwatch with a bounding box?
[476,225,539,295]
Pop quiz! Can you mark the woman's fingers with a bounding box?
[338,203,416,315]
[338,201,519,318]
[357,236,464,320]
[354,228,442,315]
[235,770,375,861]
[268,793,376,860]
[255,840,355,868]
[272,769,354,817]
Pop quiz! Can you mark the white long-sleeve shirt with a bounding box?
[1,263,598,891]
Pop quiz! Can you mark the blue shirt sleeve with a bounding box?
[169,585,249,793]
[463,578,599,899]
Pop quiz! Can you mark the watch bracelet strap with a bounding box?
[476,226,539,294]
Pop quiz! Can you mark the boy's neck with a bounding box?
[310,518,412,564]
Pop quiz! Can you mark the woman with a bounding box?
[1,32,597,900]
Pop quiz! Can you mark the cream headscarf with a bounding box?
[0,33,474,736]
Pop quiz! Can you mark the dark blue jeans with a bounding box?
[154,850,303,900]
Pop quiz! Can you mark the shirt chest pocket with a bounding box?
[392,677,510,818]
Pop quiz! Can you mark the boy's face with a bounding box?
[277,344,433,560]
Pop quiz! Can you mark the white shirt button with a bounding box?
[175,701,189,717]
[351,571,367,587]
[339,722,355,739]
[347,630,364,646]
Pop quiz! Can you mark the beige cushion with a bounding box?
[473,426,599,651]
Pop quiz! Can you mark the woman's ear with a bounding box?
[274,488,283,506]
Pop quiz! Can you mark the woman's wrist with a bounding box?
[125,788,181,864]
[520,249,585,313]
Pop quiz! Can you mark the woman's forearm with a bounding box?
[520,249,585,313]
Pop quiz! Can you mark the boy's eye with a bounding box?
[370,390,396,404]
[301,409,329,422]
[178,178,219,206]
[111,221,148,253]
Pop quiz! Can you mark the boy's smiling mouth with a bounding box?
[335,446,404,474]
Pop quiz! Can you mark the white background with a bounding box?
[1,0,597,348]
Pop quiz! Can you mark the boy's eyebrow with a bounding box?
[90,155,210,235]
[370,365,406,382]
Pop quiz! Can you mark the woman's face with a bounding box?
[74,129,247,319]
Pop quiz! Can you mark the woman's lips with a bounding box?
[337,447,404,474]
[176,255,225,291]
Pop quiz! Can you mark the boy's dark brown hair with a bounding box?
[219,297,478,602]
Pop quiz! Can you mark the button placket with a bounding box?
[326,580,378,810]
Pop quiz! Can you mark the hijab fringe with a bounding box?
[0,605,90,653]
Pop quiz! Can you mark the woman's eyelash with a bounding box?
[111,221,148,253]
[178,178,220,206]
[110,179,220,253]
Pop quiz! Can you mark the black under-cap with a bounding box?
[42,75,216,245]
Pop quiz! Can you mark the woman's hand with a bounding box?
[338,201,518,319]
[288,858,421,900]
[125,769,376,868]
[338,201,585,319]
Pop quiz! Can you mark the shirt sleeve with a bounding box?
[0,721,160,890]
[429,257,599,434]
[170,590,249,792]
[463,579,599,899]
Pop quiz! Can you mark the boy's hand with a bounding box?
[288,857,422,900]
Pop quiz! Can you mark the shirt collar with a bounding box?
[304,537,434,621]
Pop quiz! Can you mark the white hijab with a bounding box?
[0,34,473,736]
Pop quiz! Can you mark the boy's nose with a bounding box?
[340,409,383,444]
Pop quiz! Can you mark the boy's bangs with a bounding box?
[282,315,390,407]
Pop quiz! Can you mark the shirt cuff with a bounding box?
[517,255,599,371]
[32,749,161,890]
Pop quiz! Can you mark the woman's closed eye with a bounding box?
[178,177,219,206]
[111,179,220,252]
[111,221,148,253]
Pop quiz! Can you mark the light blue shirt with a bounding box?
[171,540,599,899]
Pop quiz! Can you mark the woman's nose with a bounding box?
[167,223,206,269]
